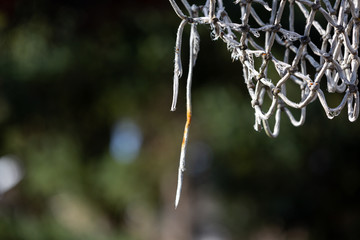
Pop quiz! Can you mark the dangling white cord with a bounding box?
[175,22,200,209]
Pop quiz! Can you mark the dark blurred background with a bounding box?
[0,0,360,239]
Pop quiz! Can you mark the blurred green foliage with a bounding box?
[0,1,359,240]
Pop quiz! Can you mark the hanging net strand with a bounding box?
[168,0,360,207]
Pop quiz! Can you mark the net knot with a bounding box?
[311,2,321,11]
[348,84,358,93]
[341,62,350,70]
[251,99,259,107]
[271,23,282,33]
[284,40,292,48]
[323,53,333,62]
[262,52,272,61]
[354,17,360,26]
[212,17,219,24]
[329,9,337,15]
[238,0,247,6]
[240,45,248,50]
[300,35,311,44]
[286,66,297,74]
[272,87,281,96]
[308,82,319,91]
[185,16,194,23]
[322,33,331,41]
[256,74,264,81]
[335,25,344,33]
[220,11,227,18]
[239,24,250,33]
[247,82,255,89]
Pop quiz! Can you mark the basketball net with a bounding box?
[169,0,360,207]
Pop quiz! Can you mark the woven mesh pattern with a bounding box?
[169,0,360,207]
[228,0,360,137]
[170,0,360,137]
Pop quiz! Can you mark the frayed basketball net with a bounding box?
[169,0,360,208]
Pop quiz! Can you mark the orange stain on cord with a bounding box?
[181,110,192,146]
